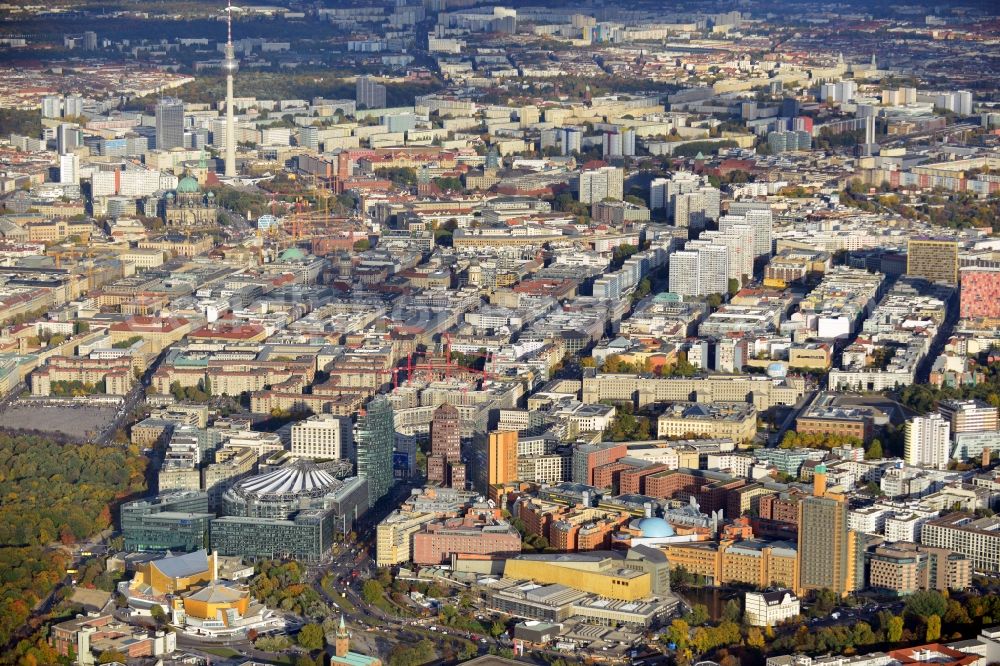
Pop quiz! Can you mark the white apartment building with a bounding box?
[723,203,773,259]
[579,166,623,204]
[291,414,352,460]
[701,227,754,283]
[905,413,951,470]
[668,250,700,297]
[705,453,755,478]
[91,168,118,197]
[518,454,571,484]
[848,506,890,534]
[119,169,165,197]
[884,512,933,542]
[921,513,1000,574]
[688,241,729,295]
[59,153,79,184]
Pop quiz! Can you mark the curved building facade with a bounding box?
[223,463,346,519]
[211,461,369,563]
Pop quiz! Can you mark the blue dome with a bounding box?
[637,517,675,538]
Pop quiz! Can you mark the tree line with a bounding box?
[0,435,147,656]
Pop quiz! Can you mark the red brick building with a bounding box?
[575,442,628,487]
[619,464,670,495]
[412,508,521,565]
[593,460,635,491]
[643,469,745,514]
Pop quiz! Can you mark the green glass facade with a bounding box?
[209,510,335,563]
[122,491,213,552]
[355,396,395,504]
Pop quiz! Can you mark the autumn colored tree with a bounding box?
[0,435,147,647]
[663,618,690,650]
[297,623,325,651]
[926,615,941,642]
[98,650,128,664]
[865,439,883,460]
[887,616,904,643]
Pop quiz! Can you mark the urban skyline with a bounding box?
[0,1,999,666]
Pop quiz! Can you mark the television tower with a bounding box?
[221,0,239,177]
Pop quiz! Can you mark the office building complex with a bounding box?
[221,463,365,521]
[920,513,1000,574]
[868,542,971,594]
[155,97,185,151]
[475,430,518,495]
[490,430,519,485]
[427,404,464,488]
[904,414,951,470]
[662,539,800,592]
[377,511,437,567]
[412,506,521,565]
[121,491,213,552]
[210,513,334,564]
[938,400,999,435]
[572,441,627,486]
[291,414,352,460]
[797,465,863,596]
[355,396,396,504]
[212,462,369,562]
[907,239,959,284]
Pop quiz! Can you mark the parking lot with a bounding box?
[0,401,118,441]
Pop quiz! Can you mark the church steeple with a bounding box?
[335,614,349,658]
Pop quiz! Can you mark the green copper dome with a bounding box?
[177,175,200,193]
[279,247,306,262]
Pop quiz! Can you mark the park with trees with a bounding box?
[0,435,147,664]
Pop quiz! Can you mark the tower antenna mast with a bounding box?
[222,0,239,178]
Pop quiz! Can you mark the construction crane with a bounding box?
[441,332,493,379]
[404,345,494,385]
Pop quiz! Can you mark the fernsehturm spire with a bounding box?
[221,0,239,177]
